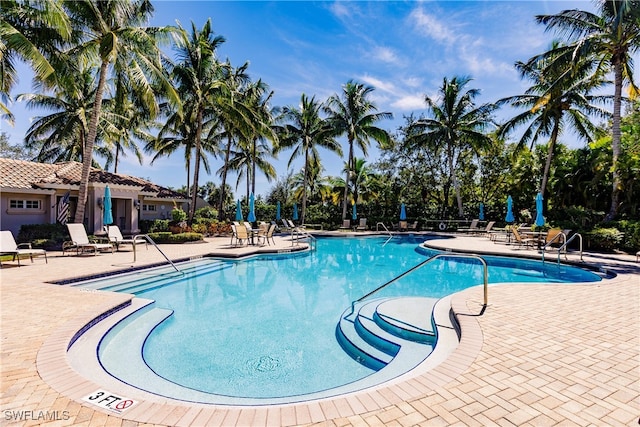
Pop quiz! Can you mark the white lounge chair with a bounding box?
[458,219,479,233]
[0,230,47,267]
[356,218,368,231]
[63,223,113,255]
[106,225,147,251]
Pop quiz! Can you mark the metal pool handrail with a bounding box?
[376,222,393,246]
[350,253,488,315]
[133,234,180,272]
[555,233,583,263]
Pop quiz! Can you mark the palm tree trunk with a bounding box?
[218,135,233,220]
[341,141,353,220]
[540,123,559,203]
[74,60,108,225]
[301,145,309,224]
[605,62,623,221]
[251,138,257,196]
[449,146,464,217]
[190,109,204,223]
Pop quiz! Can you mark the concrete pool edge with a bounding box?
[36,285,484,424]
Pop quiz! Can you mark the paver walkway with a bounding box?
[1,233,638,426]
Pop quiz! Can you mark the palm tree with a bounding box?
[277,94,342,223]
[326,80,392,220]
[171,19,226,222]
[409,76,496,217]
[226,136,276,201]
[61,0,178,224]
[0,0,71,123]
[535,0,640,220]
[498,50,609,203]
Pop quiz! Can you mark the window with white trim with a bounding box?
[9,199,42,209]
[142,204,157,212]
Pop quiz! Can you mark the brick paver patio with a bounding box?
[1,233,638,426]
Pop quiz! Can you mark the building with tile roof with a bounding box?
[0,158,189,235]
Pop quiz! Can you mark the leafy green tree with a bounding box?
[326,80,392,220]
[409,76,497,217]
[0,131,34,159]
[536,0,640,220]
[498,49,608,204]
[277,94,342,223]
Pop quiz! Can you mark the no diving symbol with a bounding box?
[115,400,134,411]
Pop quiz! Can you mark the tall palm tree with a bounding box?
[278,94,342,223]
[226,136,276,201]
[61,0,178,224]
[171,19,226,222]
[409,76,496,217]
[498,51,609,203]
[326,80,392,220]
[535,0,640,220]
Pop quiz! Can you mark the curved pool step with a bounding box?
[337,297,437,370]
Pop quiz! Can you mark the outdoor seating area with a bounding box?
[63,223,114,256]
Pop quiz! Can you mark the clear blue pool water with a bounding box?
[95,235,600,400]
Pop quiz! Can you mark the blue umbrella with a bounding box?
[352,203,357,220]
[505,195,515,223]
[235,200,243,221]
[479,203,485,221]
[292,203,298,221]
[534,193,545,227]
[248,193,256,223]
[399,203,407,220]
[103,185,113,225]
[276,201,281,221]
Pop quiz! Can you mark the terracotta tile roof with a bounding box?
[0,158,186,199]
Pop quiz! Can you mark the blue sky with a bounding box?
[6,0,627,198]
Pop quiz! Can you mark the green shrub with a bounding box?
[195,206,218,219]
[147,231,202,243]
[139,219,170,233]
[587,227,624,251]
[17,223,68,248]
[613,220,640,252]
[171,208,187,222]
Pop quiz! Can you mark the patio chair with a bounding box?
[0,230,47,267]
[63,223,113,255]
[356,218,368,231]
[398,220,408,231]
[339,219,351,231]
[458,219,479,233]
[231,223,249,247]
[407,221,418,231]
[258,224,277,246]
[106,225,147,251]
[510,227,538,249]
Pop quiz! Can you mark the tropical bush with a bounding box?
[147,231,202,243]
[17,223,68,249]
[587,227,624,251]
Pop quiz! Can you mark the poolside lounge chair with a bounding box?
[339,220,351,231]
[458,219,479,233]
[398,220,408,231]
[356,218,368,231]
[407,221,418,231]
[106,225,147,251]
[0,230,47,267]
[63,223,113,255]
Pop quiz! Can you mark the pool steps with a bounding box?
[69,259,231,295]
[337,297,437,370]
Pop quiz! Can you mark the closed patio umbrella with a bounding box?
[235,200,243,221]
[103,186,113,226]
[248,193,256,223]
[534,193,545,227]
[276,201,281,221]
[293,203,298,221]
[479,203,485,221]
[352,203,357,220]
[400,203,407,220]
[505,195,515,223]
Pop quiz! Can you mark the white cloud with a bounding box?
[391,94,425,111]
[409,7,457,45]
[359,74,397,95]
[373,46,401,65]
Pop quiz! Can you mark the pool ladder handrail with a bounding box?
[350,253,488,315]
[291,226,317,251]
[541,232,583,264]
[376,222,393,246]
[132,234,180,272]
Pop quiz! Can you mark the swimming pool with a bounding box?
[71,235,601,404]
